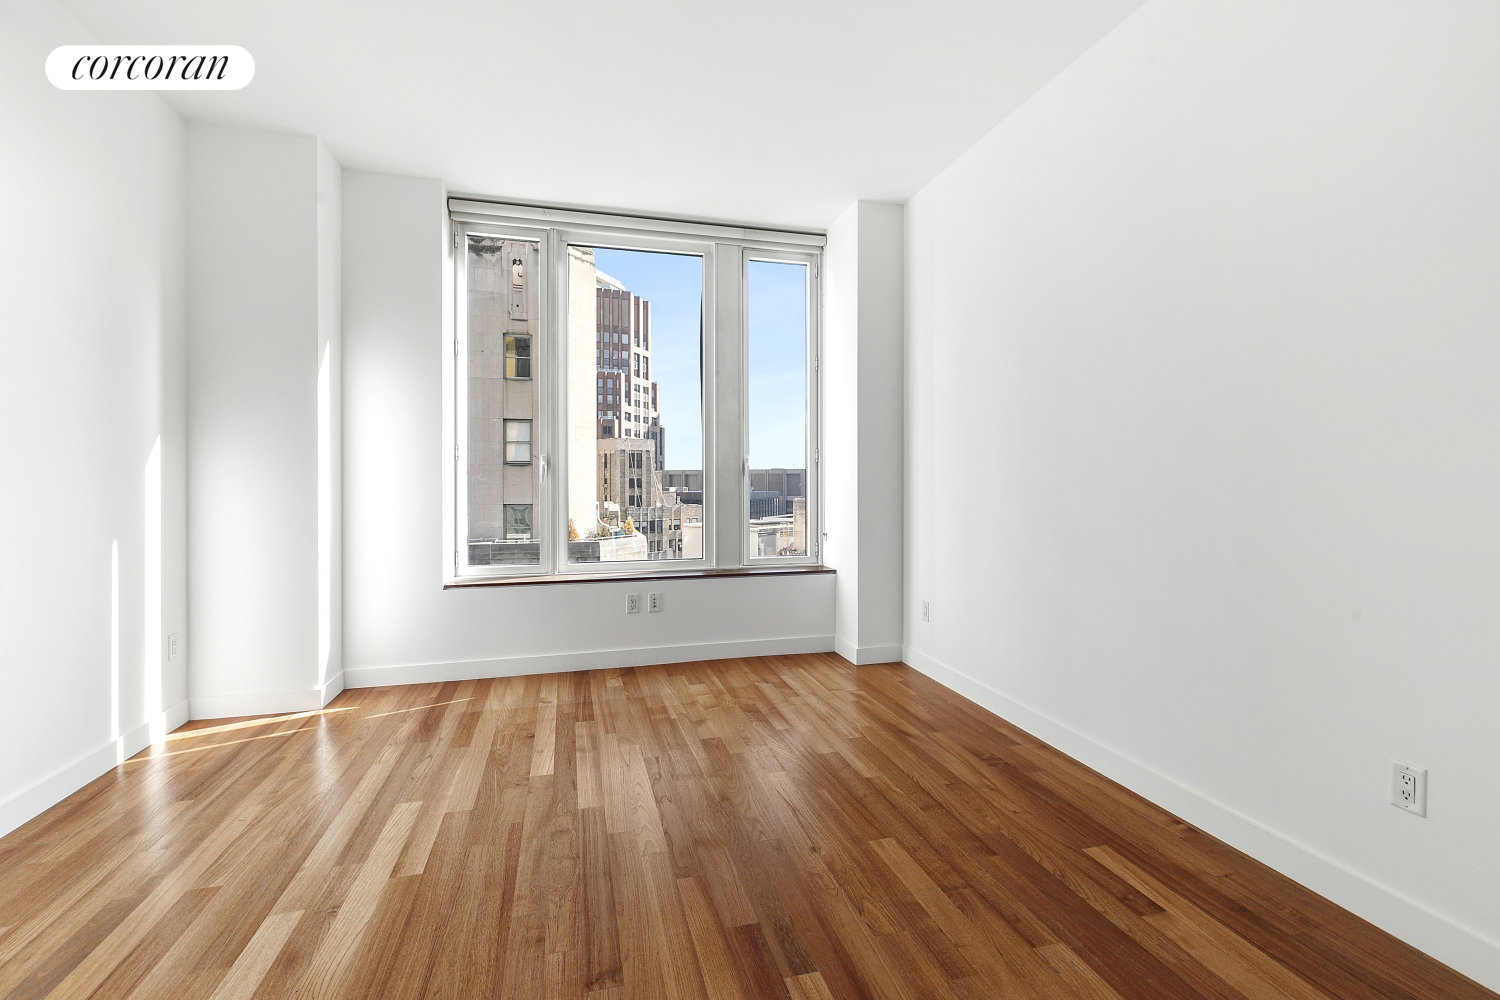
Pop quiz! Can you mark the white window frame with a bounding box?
[742,248,821,566]
[446,199,824,582]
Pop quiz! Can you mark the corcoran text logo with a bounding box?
[46,46,254,90]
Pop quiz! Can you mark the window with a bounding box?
[450,201,820,579]
[504,419,532,464]
[505,334,532,379]
[504,504,533,540]
[747,259,810,558]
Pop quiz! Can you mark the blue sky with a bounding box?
[747,260,808,469]
[590,250,808,472]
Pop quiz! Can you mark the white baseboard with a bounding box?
[0,719,150,840]
[834,637,904,665]
[190,688,325,721]
[345,634,836,689]
[901,644,1500,993]
[164,698,190,735]
[319,670,344,707]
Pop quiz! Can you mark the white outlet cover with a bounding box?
[626,593,640,614]
[1390,759,1427,817]
[648,592,663,612]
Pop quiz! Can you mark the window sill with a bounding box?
[444,565,833,590]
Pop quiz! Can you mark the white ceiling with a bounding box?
[60,0,1143,230]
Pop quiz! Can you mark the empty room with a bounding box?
[2,1,1498,998]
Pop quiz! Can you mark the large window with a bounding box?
[747,258,810,559]
[449,201,821,580]
[569,246,703,566]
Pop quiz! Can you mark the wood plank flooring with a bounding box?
[0,654,1491,1000]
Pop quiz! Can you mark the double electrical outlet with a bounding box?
[1390,759,1427,817]
[626,592,663,614]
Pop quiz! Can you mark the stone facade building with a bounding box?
[466,235,541,564]
[596,437,660,517]
[594,270,664,470]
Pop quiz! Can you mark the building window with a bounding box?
[504,419,532,464]
[506,334,531,379]
[503,504,532,540]
[452,208,820,579]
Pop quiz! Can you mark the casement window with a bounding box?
[448,199,822,580]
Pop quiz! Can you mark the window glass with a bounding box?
[505,334,531,379]
[504,504,533,540]
[457,216,817,578]
[504,419,532,464]
[747,260,808,558]
[465,235,540,567]
[567,246,703,563]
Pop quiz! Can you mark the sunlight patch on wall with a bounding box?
[318,342,332,693]
[144,436,163,743]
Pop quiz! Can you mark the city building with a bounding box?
[596,437,660,522]
[664,469,704,505]
[594,269,663,467]
[748,467,805,516]
[466,237,541,564]
[748,496,807,558]
[627,503,704,559]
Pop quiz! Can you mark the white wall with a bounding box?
[342,170,834,686]
[0,0,187,836]
[905,0,1500,987]
[824,201,905,664]
[187,125,342,719]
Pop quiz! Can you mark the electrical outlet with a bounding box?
[648,592,663,613]
[921,601,929,622]
[167,633,180,661]
[1390,759,1427,817]
[626,593,641,614]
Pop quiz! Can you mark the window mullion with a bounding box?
[544,227,567,576]
[711,244,746,569]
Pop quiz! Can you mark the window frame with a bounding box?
[446,200,823,583]
[503,419,533,466]
[742,248,821,566]
[450,224,546,578]
[505,333,532,379]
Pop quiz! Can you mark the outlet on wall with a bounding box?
[648,592,663,613]
[167,633,180,661]
[626,593,641,614]
[921,601,929,622]
[1390,759,1427,817]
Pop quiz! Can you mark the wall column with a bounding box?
[823,201,905,664]
[186,124,342,719]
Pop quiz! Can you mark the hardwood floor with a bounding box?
[0,654,1490,1000]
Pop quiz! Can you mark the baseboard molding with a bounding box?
[833,637,904,665]
[901,644,1500,993]
[164,698,190,735]
[0,720,151,840]
[190,688,326,721]
[319,670,344,707]
[345,634,836,689]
